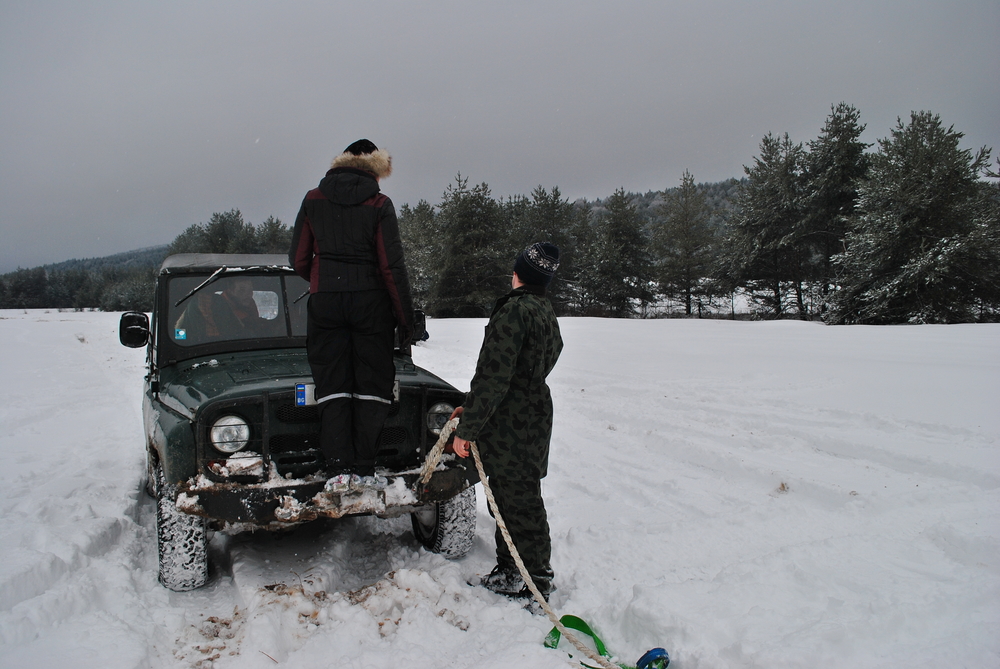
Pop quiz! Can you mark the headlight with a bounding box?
[426,402,455,435]
[211,415,250,453]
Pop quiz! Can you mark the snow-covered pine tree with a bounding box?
[831,111,994,324]
[398,199,440,310]
[719,133,808,318]
[802,103,870,313]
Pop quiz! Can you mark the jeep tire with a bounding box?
[410,485,476,558]
[155,466,208,591]
[144,448,160,498]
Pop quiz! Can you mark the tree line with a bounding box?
[3,104,997,323]
[400,104,999,323]
[0,210,291,312]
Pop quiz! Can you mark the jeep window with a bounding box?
[167,274,308,346]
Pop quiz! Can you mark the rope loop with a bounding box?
[416,417,459,487]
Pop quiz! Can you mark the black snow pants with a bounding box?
[306,290,396,476]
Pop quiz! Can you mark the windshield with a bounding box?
[167,273,308,347]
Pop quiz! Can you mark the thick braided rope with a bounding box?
[468,440,619,669]
[416,417,459,487]
[415,417,618,668]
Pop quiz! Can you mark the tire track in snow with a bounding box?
[160,515,519,667]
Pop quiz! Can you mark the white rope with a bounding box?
[416,417,459,487]
[415,417,618,669]
[468,443,619,669]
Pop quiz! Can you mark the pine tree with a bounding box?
[564,203,601,315]
[720,133,808,317]
[973,161,1000,319]
[803,103,870,310]
[523,186,575,314]
[255,216,291,253]
[831,111,994,323]
[652,171,717,316]
[203,209,252,253]
[99,268,156,312]
[167,210,289,256]
[0,267,48,308]
[591,188,653,317]
[398,200,440,309]
[167,224,208,255]
[427,176,507,317]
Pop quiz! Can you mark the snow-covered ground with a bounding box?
[0,309,997,668]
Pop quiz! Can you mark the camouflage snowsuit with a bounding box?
[456,285,563,592]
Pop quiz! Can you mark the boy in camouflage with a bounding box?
[451,242,563,602]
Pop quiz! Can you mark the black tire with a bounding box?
[410,486,476,558]
[144,448,160,498]
[155,466,208,591]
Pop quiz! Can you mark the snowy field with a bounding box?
[0,309,997,669]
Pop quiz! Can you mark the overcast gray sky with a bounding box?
[1,1,998,272]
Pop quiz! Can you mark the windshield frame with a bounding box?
[155,266,308,367]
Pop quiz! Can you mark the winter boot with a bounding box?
[523,592,549,616]
[478,564,525,596]
[511,572,555,615]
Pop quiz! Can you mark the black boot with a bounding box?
[479,564,525,595]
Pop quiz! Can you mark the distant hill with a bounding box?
[41,244,171,274]
[1,245,171,311]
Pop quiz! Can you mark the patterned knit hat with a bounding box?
[513,242,560,286]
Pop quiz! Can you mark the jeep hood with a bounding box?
[155,349,459,417]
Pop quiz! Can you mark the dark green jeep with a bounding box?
[120,253,476,591]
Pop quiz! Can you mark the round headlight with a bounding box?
[211,415,250,453]
[426,402,455,435]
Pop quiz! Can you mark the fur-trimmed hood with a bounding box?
[330,148,392,179]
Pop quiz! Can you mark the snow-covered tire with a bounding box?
[155,467,208,591]
[411,486,476,558]
[144,449,160,498]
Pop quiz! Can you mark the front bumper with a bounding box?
[175,459,472,527]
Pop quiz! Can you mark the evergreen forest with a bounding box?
[2,105,997,324]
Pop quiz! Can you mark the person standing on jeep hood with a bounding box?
[450,242,563,605]
[289,139,414,484]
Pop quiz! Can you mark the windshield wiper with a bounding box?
[173,266,228,307]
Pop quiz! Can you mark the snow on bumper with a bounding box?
[174,461,472,527]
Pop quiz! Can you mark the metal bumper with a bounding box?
[176,461,472,527]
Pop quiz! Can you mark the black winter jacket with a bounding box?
[289,167,413,332]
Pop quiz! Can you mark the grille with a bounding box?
[276,404,319,423]
[376,426,407,457]
[272,449,324,478]
[275,401,398,420]
[269,433,320,453]
[378,426,406,446]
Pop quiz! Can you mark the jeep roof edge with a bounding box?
[160,253,292,273]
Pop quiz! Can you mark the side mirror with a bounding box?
[120,311,150,348]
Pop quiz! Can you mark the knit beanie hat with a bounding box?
[513,242,560,287]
